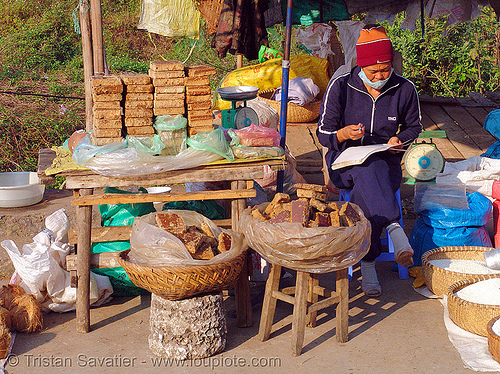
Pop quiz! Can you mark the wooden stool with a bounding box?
[258,263,349,356]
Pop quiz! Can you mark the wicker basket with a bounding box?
[258,89,322,123]
[422,246,493,296]
[487,315,500,363]
[447,276,500,336]
[118,249,247,300]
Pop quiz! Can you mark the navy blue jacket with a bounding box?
[317,66,422,168]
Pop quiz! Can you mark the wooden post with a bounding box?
[80,2,94,132]
[90,0,105,75]
[291,271,309,356]
[236,54,243,69]
[76,188,93,333]
[232,180,253,327]
[258,263,281,341]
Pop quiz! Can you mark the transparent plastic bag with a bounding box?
[246,97,279,129]
[231,145,284,159]
[238,202,371,273]
[414,183,469,212]
[127,210,247,267]
[154,114,187,155]
[126,135,165,156]
[229,124,281,147]
[73,128,232,177]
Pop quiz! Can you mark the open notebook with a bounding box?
[331,143,404,170]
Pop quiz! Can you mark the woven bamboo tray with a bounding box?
[487,315,500,363]
[447,275,500,336]
[422,246,493,296]
[118,249,247,300]
[258,89,322,123]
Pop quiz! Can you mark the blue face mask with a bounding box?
[358,68,393,90]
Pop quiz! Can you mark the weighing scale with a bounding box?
[403,131,446,184]
[217,86,260,129]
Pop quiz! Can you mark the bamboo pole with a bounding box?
[90,0,105,75]
[80,2,94,132]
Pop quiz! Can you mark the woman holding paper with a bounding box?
[317,25,422,297]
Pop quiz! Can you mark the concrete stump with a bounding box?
[149,292,227,360]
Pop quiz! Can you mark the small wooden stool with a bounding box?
[258,263,349,356]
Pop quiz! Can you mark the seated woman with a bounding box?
[317,25,422,297]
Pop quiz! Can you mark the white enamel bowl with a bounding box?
[0,172,45,208]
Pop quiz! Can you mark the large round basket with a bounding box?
[487,315,500,363]
[447,275,500,336]
[118,249,247,300]
[258,89,322,123]
[422,246,494,296]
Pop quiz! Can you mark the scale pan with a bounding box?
[217,86,259,101]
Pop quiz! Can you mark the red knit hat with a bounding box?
[356,26,394,67]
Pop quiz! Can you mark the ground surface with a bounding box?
[0,125,477,374]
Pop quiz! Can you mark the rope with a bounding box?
[0,91,84,100]
[72,0,90,35]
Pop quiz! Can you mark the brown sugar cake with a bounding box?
[155,212,187,235]
[217,232,232,253]
[339,202,360,227]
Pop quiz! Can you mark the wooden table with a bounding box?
[38,149,285,333]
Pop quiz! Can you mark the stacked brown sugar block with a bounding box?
[91,75,124,146]
[121,73,155,137]
[251,183,361,227]
[185,65,216,136]
[149,61,186,119]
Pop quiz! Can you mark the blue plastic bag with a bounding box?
[418,191,492,229]
[409,217,492,266]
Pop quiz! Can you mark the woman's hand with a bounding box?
[387,136,403,154]
[336,123,365,143]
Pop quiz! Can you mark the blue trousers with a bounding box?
[329,152,402,261]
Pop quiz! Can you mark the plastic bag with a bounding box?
[238,202,371,273]
[126,135,165,156]
[137,0,200,38]
[1,209,113,312]
[414,183,469,212]
[258,45,284,62]
[295,23,333,59]
[246,97,279,129]
[153,114,187,155]
[229,124,281,147]
[409,217,493,267]
[127,210,247,267]
[232,145,284,159]
[213,55,330,110]
[73,128,232,177]
[419,191,492,229]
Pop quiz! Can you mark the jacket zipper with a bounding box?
[347,83,400,139]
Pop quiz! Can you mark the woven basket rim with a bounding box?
[422,246,493,278]
[422,246,494,296]
[447,275,500,336]
[488,315,500,364]
[118,248,246,272]
[257,88,322,123]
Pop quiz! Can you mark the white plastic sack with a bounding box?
[1,208,113,312]
[295,23,333,59]
[436,156,500,198]
[246,97,279,129]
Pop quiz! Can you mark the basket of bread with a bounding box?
[238,184,371,273]
[119,210,247,300]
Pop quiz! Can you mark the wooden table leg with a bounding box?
[307,274,319,327]
[76,188,93,333]
[336,268,349,342]
[232,180,253,327]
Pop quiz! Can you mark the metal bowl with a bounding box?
[0,172,45,208]
[217,86,259,101]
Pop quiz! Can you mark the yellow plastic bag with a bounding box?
[213,55,330,110]
[137,0,200,39]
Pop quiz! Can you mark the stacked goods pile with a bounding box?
[184,65,216,136]
[251,183,360,227]
[0,285,43,358]
[155,212,232,260]
[150,61,186,119]
[91,75,124,146]
[121,73,155,137]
